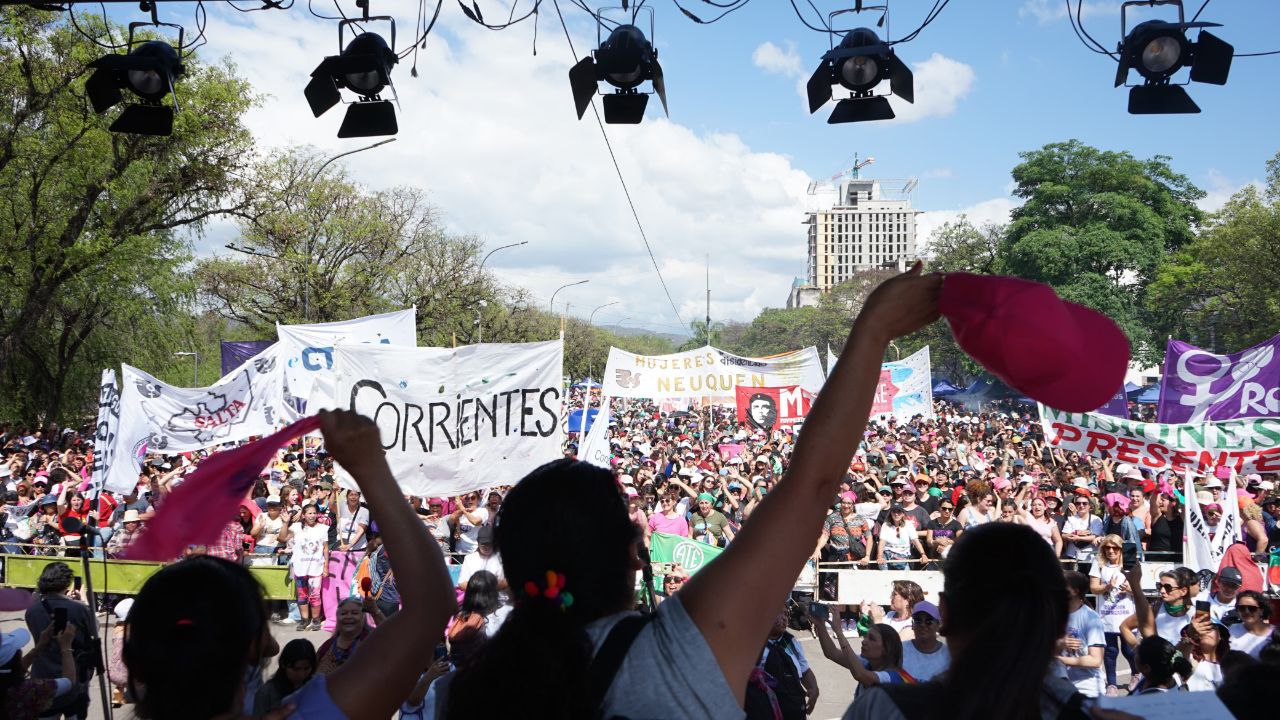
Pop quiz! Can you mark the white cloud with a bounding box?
[888,53,975,123]
[916,197,1020,258]
[752,41,803,78]
[1198,169,1263,213]
[920,167,953,180]
[195,10,815,331]
[1018,0,1112,24]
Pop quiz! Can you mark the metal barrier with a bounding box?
[1,553,296,600]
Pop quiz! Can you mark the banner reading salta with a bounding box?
[734,385,813,432]
[601,345,824,404]
[1158,334,1280,423]
[1038,404,1280,474]
[277,308,418,409]
[102,344,297,493]
[1183,471,1241,572]
[325,340,564,496]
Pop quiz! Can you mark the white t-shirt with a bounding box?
[454,507,490,555]
[1185,660,1222,692]
[1194,590,1235,624]
[257,513,284,552]
[287,522,330,577]
[1058,604,1106,698]
[1088,563,1136,634]
[457,550,505,587]
[883,610,913,636]
[1062,514,1104,560]
[879,524,912,558]
[337,504,370,551]
[901,640,950,682]
[1153,605,1192,645]
[1228,625,1276,658]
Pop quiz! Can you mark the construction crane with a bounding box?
[807,153,875,194]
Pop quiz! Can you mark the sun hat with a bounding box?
[121,509,142,523]
[0,629,31,669]
[696,493,717,504]
[938,273,1129,412]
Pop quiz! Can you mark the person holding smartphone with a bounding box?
[23,562,94,719]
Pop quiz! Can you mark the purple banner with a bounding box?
[220,340,273,376]
[1093,387,1128,419]
[1157,335,1280,423]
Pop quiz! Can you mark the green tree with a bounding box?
[0,9,256,421]
[999,140,1204,362]
[1147,151,1280,353]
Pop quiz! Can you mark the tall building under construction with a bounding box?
[798,175,920,298]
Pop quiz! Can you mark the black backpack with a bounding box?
[744,634,807,720]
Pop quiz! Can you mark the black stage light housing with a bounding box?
[85,39,184,136]
[569,23,668,124]
[305,28,400,137]
[806,27,913,124]
[1114,2,1233,115]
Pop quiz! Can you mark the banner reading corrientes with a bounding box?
[1037,404,1280,474]
[327,341,564,497]
[1158,335,1280,423]
[601,346,825,404]
[277,309,418,410]
[649,532,724,574]
[734,385,813,432]
[103,344,297,493]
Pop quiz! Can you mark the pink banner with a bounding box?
[320,550,360,632]
[719,443,745,461]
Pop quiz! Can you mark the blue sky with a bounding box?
[92,1,1280,335]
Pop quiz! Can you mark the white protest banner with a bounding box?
[327,340,564,496]
[873,347,934,422]
[577,398,613,469]
[1037,404,1280,474]
[1183,470,1241,572]
[602,345,824,404]
[89,369,120,496]
[102,344,296,493]
[277,308,417,408]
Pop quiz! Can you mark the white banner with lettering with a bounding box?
[102,344,296,493]
[829,346,935,422]
[277,308,418,409]
[1183,470,1241,573]
[601,345,825,404]
[576,398,613,469]
[325,341,564,496]
[89,369,120,497]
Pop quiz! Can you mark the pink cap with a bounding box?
[1214,465,1232,480]
[939,273,1129,412]
[992,477,1012,491]
[1104,492,1131,511]
[839,491,857,502]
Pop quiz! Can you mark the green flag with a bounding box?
[649,532,724,574]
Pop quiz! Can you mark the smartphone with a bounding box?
[53,607,68,634]
[808,602,830,622]
[432,643,447,661]
[73,576,82,593]
[1187,599,1208,622]
[1121,542,1139,571]
[652,562,673,575]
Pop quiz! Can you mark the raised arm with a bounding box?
[677,265,941,703]
[1124,563,1156,638]
[320,410,456,720]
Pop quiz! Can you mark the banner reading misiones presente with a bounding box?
[601,346,825,404]
[734,385,813,432]
[327,341,564,497]
[278,309,418,409]
[1038,404,1280,474]
[1158,334,1280,423]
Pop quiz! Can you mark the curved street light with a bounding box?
[549,279,589,314]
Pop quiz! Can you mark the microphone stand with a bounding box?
[72,521,114,720]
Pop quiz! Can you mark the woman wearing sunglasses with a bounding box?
[1227,590,1275,658]
[1120,563,1197,647]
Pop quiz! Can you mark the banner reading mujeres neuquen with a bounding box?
[1038,403,1280,474]
[1158,334,1280,423]
[734,385,813,432]
[601,345,825,404]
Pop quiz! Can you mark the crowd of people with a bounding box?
[0,266,1278,719]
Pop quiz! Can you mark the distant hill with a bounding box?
[598,324,689,343]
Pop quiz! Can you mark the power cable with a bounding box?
[551,0,687,331]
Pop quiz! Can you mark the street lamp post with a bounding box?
[301,138,397,322]
[888,341,902,361]
[549,279,589,313]
[474,241,527,344]
[174,351,199,386]
[586,301,619,380]
[474,300,489,344]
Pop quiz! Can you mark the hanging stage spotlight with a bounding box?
[1114,2,1233,114]
[85,36,184,136]
[305,20,400,138]
[806,27,913,124]
[569,23,668,124]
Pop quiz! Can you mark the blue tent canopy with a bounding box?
[1124,381,1141,394]
[567,408,600,433]
[932,380,961,397]
[1134,385,1161,405]
[572,380,601,390]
